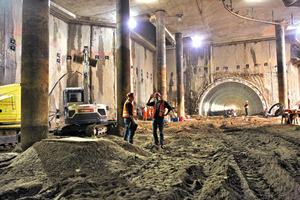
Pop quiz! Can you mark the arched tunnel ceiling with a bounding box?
[51,0,300,44]
[200,81,265,116]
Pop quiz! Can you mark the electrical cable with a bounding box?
[222,0,295,27]
[48,70,82,96]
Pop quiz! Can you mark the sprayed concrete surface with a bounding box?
[0,116,300,199]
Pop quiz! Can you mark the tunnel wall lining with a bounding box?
[199,77,268,116]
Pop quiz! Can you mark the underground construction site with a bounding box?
[0,0,300,199]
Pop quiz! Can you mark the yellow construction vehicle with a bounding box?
[0,84,21,146]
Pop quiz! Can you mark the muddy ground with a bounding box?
[0,116,300,200]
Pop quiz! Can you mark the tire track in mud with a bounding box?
[205,134,273,199]
[217,127,300,200]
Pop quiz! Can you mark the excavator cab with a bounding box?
[64,88,84,104]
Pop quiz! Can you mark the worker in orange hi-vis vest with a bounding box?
[146,92,173,148]
[123,93,136,144]
[142,105,147,121]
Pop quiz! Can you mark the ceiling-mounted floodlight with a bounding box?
[191,36,203,48]
[176,14,184,22]
[128,18,137,30]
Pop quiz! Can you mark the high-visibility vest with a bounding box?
[245,103,249,109]
[154,101,165,117]
[123,100,136,118]
[143,107,147,118]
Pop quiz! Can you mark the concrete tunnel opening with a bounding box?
[199,78,267,116]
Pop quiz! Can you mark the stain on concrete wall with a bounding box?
[48,15,68,123]
[166,49,176,105]
[131,40,154,116]
[91,27,116,119]
[67,24,91,87]
[0,0,22,85]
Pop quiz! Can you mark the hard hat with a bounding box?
[246,100,248,102]
[127,92,135,98]
[154,92,161,97]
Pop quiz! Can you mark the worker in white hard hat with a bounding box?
[146,92,173,148]
[244,100,249,117]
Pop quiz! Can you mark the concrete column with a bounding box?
[116,0,131,127]
[275,25,288,108]
[21,0,49,150]
[209,45,214,83]
[0,0,5,85]
[175,33,185,118]
[155,10,167,100]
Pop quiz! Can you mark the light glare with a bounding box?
[128,18,137,30]
[191,36,203,48]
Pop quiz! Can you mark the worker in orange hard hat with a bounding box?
[123,92,136,144]
[146,92,173,148]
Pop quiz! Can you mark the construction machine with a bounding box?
[53,87,117,137]
[53,46,117,137]
[0,83,21,146]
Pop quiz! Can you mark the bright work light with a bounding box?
[128,18,137,30]
[191,36,203,48]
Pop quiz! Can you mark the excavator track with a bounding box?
[53,120,117,137]
[0,125,21,147]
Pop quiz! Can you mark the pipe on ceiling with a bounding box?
[222,0,294,27]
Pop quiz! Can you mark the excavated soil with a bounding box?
[0,116,300,200]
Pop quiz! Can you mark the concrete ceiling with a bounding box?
[51,0,300,44]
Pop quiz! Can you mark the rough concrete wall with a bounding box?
[213,40,300,108]
[90,27,116,119]
[48,15,68,121]
[167,39,300,115]
[0,0,22,85]
[67,24,91,87]
[213,41,278,106]
[131,40,154,115]
[166,49,176,105]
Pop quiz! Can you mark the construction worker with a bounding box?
[146,92,172,148]
[123,92,136,144]
[142,105,147,121]
[244,100,249,117]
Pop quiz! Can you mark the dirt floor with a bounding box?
[0,116,300,200]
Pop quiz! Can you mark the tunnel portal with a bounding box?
[199,78,267,116]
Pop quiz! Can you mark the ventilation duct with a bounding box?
[282,0,300,7]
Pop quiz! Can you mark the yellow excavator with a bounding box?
[0,83,21,146]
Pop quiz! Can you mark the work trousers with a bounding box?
[152,117,164,146]
[124,118,135,143]
[245,108,249,117]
